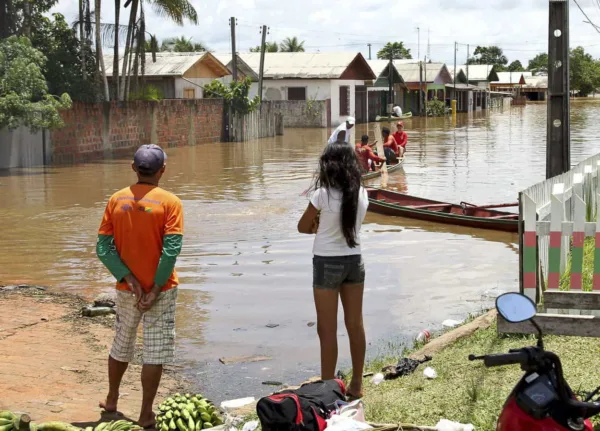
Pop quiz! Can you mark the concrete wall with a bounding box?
[267,100,328,128]
[0,127,48,169]
[49,99,223,164]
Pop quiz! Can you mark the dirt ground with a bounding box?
[0,287,186,425]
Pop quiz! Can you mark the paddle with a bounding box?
[460,201,519,211]
[373,123,388,188]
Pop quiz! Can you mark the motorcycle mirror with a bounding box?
[496,293,537,323]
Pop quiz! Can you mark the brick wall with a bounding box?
[49,99,224,164]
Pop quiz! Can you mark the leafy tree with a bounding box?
[32,13,98,102]
[204,77,259,114]
[467,46,508,70]
[160,36,207,52]
[507,60,525,72]
[527,53,548,74]
[279,37,305,52]
[570,46,600,97]
[249,41,278,53]
[0,36,72,130]
[377,42,412,60]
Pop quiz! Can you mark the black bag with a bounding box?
[256,379,346,431]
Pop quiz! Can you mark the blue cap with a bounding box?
[133,144,166,174]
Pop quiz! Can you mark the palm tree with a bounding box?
[250,41,278,53]
[279,37,304,52]
[95,0,110,100]
[118,0,198,100]
[160,36,206,52]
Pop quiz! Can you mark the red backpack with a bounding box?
[256,379,346,431]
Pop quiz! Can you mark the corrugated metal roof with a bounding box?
[493,72,525,84]
[524,75,548,88]
[393,62,447,83]
[462,65,495,81]
[367,59,394,77]
[450,65,466,78]
[104,52,229,77]
[445,83,487,91]
[212,53,259,80]
[237,52,369,79]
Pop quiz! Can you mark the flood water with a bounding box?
[2,100,600,401]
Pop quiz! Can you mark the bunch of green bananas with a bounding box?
[156,393,223,431]
[0,412,17,431]
[86,420,141,431]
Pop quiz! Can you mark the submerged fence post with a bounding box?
[571,173,585,291]
[548,183,565,290]
[522,193,538,303]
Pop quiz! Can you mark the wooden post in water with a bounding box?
[547,0,570,178]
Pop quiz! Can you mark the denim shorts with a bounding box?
[313,255,365,289]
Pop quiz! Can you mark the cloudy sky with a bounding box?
[53,0,600,67]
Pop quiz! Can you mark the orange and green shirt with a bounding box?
[96,184,184,293]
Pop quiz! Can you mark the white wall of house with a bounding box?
[249,79,332,101]
[330,80,364,126]
[247,78,365,126]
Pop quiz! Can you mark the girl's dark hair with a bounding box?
[311,143,363,248]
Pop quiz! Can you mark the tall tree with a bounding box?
[377,41,412,60]
[119,0,198,100]
[160,36,206,52]
[467,46,508,70]
[507,60,525,72]
[570,46,600,97]
[279,36,304,52]
[95,0,110,100]
[249,41,278,52]
[527,53,548,74]
[0,36,72,130]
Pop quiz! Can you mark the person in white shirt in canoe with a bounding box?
[327,117,356,145]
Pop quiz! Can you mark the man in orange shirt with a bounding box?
[96,144,183,428]
[382,127,400,163]
[392,121,408,157]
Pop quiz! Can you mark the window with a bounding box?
[339,86,350,116]
[183,88,196,99]
[437,89,444,101]
[287,87,306,101]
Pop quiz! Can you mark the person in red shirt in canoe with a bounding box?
[392,121,408,157]
[355,135,385,173]
[382,127,400,163]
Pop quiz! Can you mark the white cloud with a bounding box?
[51,0,600,66]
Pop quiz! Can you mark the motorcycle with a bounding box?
[469,292,600,431]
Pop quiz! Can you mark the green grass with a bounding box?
[359,320,600,430]
[560,236,596,291]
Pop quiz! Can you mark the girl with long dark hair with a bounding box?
[298,142,369,399]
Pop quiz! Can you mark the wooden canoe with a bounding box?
[375,112,413,122]
[362,158,404,180]
[366,188,519,232]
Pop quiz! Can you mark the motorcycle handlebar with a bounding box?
[469,351,530,368]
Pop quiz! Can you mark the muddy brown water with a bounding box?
[2,100,600,402]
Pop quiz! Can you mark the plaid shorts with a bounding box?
[110,288,178,365]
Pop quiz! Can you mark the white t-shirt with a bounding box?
[310,187,369,256]
[327,123,351,144]
[393,106,402,116]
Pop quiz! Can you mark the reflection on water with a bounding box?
[1,101,600,400]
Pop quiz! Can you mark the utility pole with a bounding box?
[453,42,457,99]
[418,28,421,60]
[419,60,423,115]
[230,17,238,81]
[388,55,393,114]
[427,28,431,60]
[547,0,570,178]
[466,44,470,83]
[258,25,267,103]
[367,43,372,60]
